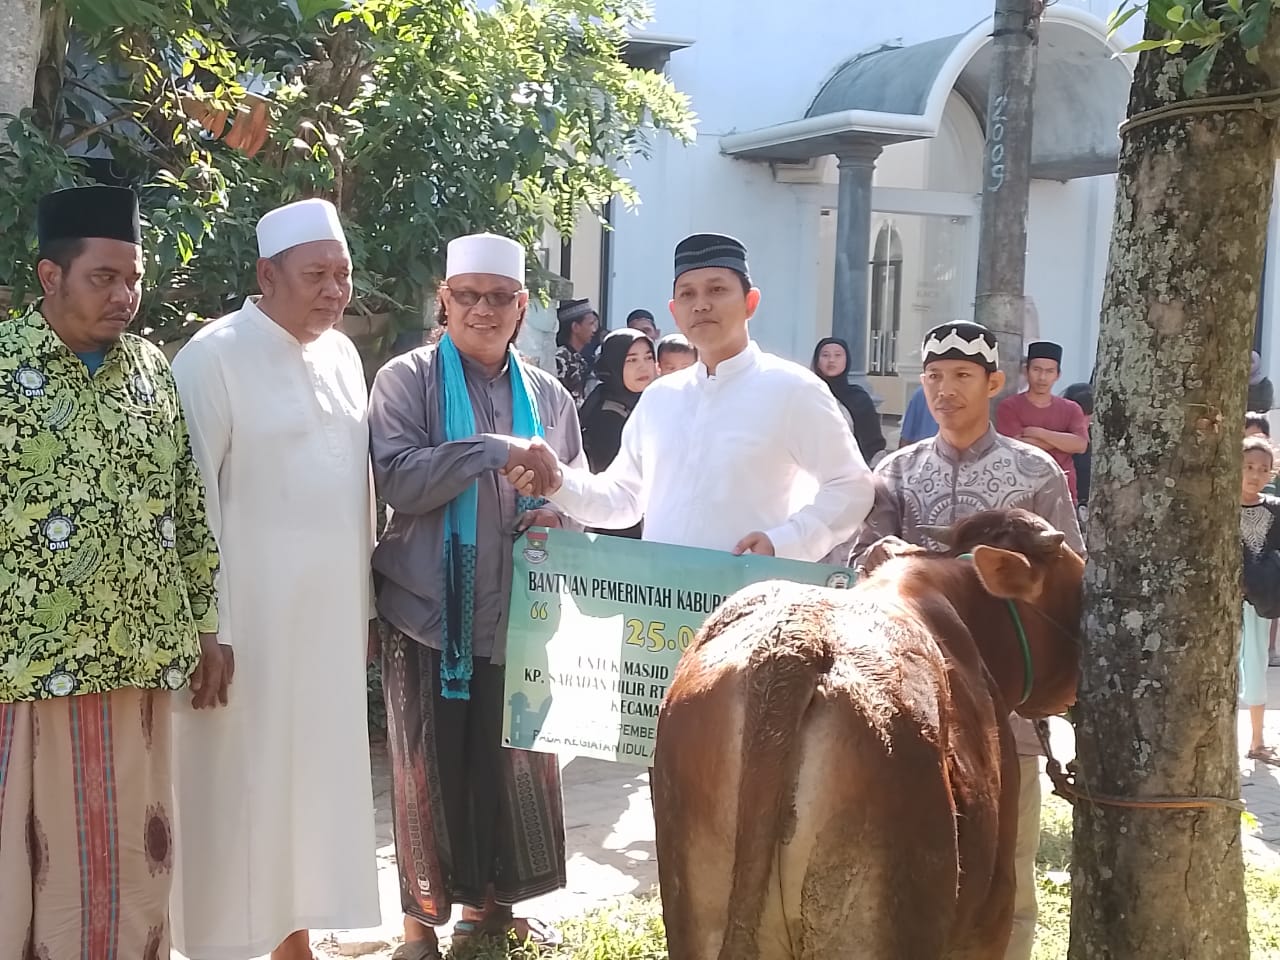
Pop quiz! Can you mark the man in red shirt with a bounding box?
[996,341,1089,502]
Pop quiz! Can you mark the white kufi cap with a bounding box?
[446,233,524,283]
[257,198,347,259]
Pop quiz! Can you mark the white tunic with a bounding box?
[169,298,379,958]
[551,341,874,561]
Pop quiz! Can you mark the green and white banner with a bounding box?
[502,529,855,766]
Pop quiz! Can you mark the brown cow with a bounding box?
[652,508,1084,960]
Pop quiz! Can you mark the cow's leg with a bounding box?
[778,693,960,960]
[654,671,751,960]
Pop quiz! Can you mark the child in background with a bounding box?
[1245,414,1280,666]
[1241,436,1280,764]
[656,333,697,376]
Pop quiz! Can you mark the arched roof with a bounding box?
[722,7,1133,180]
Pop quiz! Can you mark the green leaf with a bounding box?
[1125,38,1176,51]
[294,0,348,23]
[1240,0,1271,47]
[1107,3,1142,35]
[1182,44,1218,94]
[1167,4,1185,22]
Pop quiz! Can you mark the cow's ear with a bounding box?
[970,544,1042,601]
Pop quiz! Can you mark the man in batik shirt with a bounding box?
[0,186,221,960]
[851,320,1082,960]
[554,298,599,405]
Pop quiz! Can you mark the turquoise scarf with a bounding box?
[438,334,545,700]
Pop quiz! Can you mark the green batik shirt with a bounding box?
[0,309,220,702]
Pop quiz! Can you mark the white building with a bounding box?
[551,0,1280,418]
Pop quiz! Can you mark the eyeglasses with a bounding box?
[446,286,523,308]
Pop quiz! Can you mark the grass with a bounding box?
[447,794,1280,959]
[448,899,666,959]
[1031,792,1280,958]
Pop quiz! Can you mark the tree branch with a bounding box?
[57,110,132,149]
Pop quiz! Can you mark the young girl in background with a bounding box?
[1241,436,1279,764]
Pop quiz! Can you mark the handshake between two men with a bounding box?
[502,436,563,499]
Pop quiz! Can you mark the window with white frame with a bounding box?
[869,221,903,375]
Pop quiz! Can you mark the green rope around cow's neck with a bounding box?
[957,553,1034,706]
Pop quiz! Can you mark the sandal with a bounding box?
[1247,745,1280,766]
[446,918,484,947]
[453,911,563,952]
[391,941,443,960]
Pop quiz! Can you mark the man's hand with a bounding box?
[514,508,564,534]
[732,532,775,556]
[189,633,233,709]
[501,437,562,497]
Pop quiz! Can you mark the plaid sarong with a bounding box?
[0,687,174,960]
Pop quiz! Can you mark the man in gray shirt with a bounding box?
[369,232,583,959]
[851,320,1083,960]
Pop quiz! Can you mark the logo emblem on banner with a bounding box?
[825,570,853,589]
[523,530,549,564]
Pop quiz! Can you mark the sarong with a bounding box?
[0,687,174,960]
[381,626,566,925]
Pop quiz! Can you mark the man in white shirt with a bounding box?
[508,232,874,561]
[169,199,380,960]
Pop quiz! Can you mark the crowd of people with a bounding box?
[0,180,1259,960]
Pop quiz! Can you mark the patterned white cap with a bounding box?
[921,321,999,371]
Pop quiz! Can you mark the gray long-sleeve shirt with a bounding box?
[369,346,584,663]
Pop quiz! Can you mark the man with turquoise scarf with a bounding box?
[368,232,583,959]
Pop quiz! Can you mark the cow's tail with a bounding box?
[717,626,832,960]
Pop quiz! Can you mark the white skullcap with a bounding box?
[446,233,525,283]
[257,198,347,259]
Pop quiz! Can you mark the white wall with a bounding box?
[612,0,993,356]
[608,0,1137,365]
[1026,177,1107,387]
[1262,166,1280,381]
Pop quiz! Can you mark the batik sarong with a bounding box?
[381,626,566,925]
[0,687,174,960]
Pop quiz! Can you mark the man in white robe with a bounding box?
[169,198,380,960]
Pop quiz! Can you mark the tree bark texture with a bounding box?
[0,0,41,144]
[1069,24,1280,960]
[975,0,1040,395]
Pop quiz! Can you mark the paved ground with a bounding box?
[178,669,1280,959]
[1241,668,1280,865]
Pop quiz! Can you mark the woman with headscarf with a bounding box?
[1249,350,1274,413]
[579,328,657,538]
[811,337,885,465]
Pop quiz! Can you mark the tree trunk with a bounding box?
[0,0,41,144]
[1069,22,1280,960]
